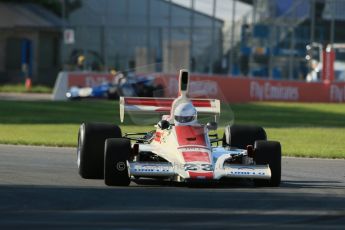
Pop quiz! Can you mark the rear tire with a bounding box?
[77,123,122,179]
[253,140,281,187]
[223,124,267,149]
[107,87,119,100]
[104,138,131,186]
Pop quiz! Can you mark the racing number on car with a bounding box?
[201,164,213,171]
[185,164,198,171]
[184,164,213,171]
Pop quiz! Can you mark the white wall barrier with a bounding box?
[52,72,69,101]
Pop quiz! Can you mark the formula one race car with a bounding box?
[66,74,164,100]
[77,70,281,187]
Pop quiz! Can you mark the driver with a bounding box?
[174,102,198,126]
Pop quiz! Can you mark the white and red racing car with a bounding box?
[77,70,281,187]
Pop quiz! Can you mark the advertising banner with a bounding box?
[67,72,113,87]
[53,71,345,102]
[155,74,345,103]
[322,49,335,82]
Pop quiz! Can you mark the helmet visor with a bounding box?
[174,115,196,123]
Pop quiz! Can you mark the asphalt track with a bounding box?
[0,92,51,101]
[0,144,344,229]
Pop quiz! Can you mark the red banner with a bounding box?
[322,49,335,82]
[62,72,345,103]
[67,72,113,87]
[155,74,345,103]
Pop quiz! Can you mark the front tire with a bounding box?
[223,124,267,149]
[77,123,122,179]
[104,138,131,186]
[253,140,281,187]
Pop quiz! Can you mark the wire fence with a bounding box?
[61,0,345,81]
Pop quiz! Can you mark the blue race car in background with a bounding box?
[66,74,164,100]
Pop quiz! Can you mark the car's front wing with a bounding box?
[127,161,271,181]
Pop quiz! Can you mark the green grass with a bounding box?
[0,124,149,147]
[266,128,345,158]
[0,100,344,158]
[0,84,52,94]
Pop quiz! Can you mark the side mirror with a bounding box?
[158,120,170,130]
[206,121,218,131]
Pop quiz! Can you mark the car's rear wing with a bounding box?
[120,97,220,122]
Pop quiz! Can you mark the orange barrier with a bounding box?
[25,78,32,91]
[154,74,345,103]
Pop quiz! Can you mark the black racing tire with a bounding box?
[77,123,122,179]
[104,138,131,186]
[107,88,119,100]
[222,124,267,149]
[153,84,165,97]
[107,93,119,100]
[253,140,281,187]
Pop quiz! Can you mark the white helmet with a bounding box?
[174,102,197,125]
